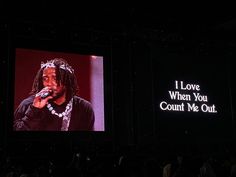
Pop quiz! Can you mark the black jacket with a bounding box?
[14,95,95,131]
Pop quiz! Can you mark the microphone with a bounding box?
[40,91,52,99]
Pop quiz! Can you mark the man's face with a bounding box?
[42,67,66,98]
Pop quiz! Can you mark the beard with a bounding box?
[51,87,66,101]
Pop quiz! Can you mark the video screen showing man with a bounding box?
[14,58,95,131]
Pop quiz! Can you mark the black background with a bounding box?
[1,8,236,156]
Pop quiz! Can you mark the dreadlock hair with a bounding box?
[31,58,79,100]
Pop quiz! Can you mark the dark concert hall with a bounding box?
[1,8,236,177]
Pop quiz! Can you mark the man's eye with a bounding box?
[43,77,48,81]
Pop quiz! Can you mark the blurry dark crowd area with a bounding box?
[1,142,236,177]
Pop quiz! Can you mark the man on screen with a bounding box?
[14,58,95,131]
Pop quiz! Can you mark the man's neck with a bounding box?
[53,94,66,105]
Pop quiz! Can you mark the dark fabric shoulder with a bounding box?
[73,96,93,108]
[18,95,35,107]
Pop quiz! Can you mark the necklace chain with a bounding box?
[46,98,73,118]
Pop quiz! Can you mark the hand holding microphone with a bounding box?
[33,87,53,109]
[40,91,53,99]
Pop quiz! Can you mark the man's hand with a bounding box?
[33,87,53,108]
